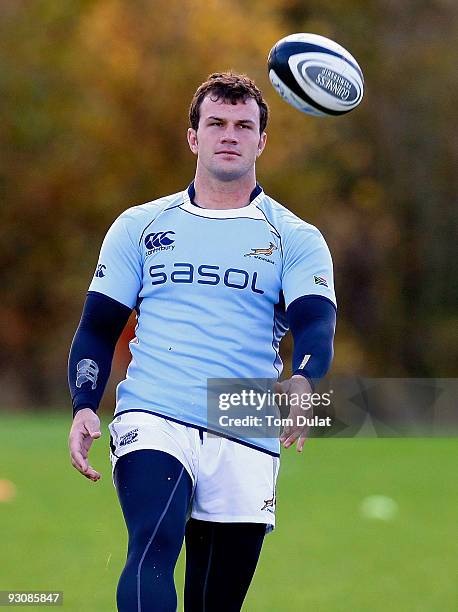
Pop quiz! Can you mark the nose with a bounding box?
[220,125,238,143]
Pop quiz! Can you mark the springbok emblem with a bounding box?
[245,242,277,257]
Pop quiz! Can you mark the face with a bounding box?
[187,95,267,182]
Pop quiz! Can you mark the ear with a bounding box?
[187,128,198,155]
[257,131,267,158]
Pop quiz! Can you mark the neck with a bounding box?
[193,172,257,210]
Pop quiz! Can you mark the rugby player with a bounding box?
[68,72,336,611]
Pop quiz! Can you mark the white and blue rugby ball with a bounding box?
[268,33,364,117]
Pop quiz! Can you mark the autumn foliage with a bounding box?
[1,0,456,408]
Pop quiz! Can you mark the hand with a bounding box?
[275,375,313,453]
[68,408,102,481]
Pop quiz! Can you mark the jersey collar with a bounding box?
[181,182,265,219]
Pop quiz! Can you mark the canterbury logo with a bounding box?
[95,264,106,278]
[76,359,99,390]
[245,242,277,257]
[261,497,275,511]
[145,231,175,249]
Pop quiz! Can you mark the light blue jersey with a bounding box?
[89,184,336,455]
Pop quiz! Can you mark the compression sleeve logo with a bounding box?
[76,359,99,390]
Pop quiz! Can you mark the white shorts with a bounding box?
[108,411,280,531]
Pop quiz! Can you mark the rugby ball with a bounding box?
[268,33,364,117]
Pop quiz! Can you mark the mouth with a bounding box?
[216,150,241,156]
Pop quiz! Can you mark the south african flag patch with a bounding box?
[314,275,328,287]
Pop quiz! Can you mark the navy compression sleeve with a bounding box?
[286,295,336,387]
[68,292,132,416]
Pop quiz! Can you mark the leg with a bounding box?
[184,519,266,612]
[114,449,192,612]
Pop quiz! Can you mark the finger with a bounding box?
[71,456,100,480]
[86,426,101,439]
[296,432,309,453]
[84,465,101,481]
[280,426,292,444]
[71,450,88,472]
[280,416,300,444]
[69,433,87,470]
[68,427,85,454]
[69,423,100,476]
[71,454,87,474]
[282,430,300,448]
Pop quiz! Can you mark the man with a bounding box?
[68,72,336,611]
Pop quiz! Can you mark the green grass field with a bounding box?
[0,412,456,611]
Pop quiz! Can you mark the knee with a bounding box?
[128,518,183,563]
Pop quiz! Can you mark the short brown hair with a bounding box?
[189,72,269,134]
